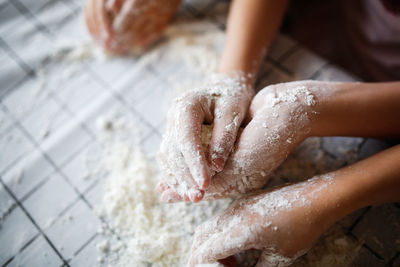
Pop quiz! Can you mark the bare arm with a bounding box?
[219,0,288,82]
[324,144,400,220]
[189,144,400,266]
[312,81,400,138]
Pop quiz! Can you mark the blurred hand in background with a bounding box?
[85,0,181,54]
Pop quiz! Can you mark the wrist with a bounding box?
[300,81,346,137]
[211,71,255,97]
[304,173,359,231]
[310,168,374,229]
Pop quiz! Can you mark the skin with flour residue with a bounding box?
[157,72,254,203]
[160,80,331,202]
[85,0,182,53]
[188,174,335,267]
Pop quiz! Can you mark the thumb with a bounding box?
[208,110,243,172]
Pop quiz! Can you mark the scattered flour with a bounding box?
[94,117,231,266]
[0,3,371,266]
[54,17,363,267]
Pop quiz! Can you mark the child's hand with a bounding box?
[205,81,319,199]
[157,73,254,203]
[159,81,322,201]
[85,0,181,54]
[188,174,335,266]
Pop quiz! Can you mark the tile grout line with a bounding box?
[1,233,41,266]
[1,107,122,263]
[85,66,163,137]
[11,0,54,38]
[0,178,70,266]
[0,37,33,75]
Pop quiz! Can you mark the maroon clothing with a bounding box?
[343,0,400,81]
[285,0,400,81]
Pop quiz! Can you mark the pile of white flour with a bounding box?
[98,141,231,266]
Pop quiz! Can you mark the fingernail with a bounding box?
[190,190,204,203]
[161,193,176,203]
[201,177,209,190]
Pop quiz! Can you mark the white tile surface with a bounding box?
[81,94,152,142]
[69,234,101,267]
[41,123,92,167]
[61,142,104,194]
[45,200,101,261]
[2,149,54,200]
[135,78,172,128]
[0,105,14,136]
[282,47,327,79]
[111,66,157,107]
[55,72,108,113]
[0,183,15,220]
[2,75,54,121]
[55,12,91,42]
[3,22,54,70]
[19,0,53,14]
[34,0,74,35]
[90,56,140,85]
[85,178,106,208]
[21,96,72,143]
[0,3,24,35]
[314,64,360,82]
[23,173,78,229]
[0,206,38,266]
[8,235,63,267]
[0,48,27,95]
[0,126,35,173]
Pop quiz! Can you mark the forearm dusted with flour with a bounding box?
[332,145,400,210]
[189,145,400,266]
[219,0,288,82]
[311,81,400,138]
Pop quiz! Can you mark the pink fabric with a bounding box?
[342,0,400,81]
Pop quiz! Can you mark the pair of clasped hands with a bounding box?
[156,76,323,267]
[85,1,400,266]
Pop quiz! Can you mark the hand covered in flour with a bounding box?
[189,174,336,266]
[157,73,254,203]
[161,80,322,201]
[85,0,181,54]
[204,81,320,199]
